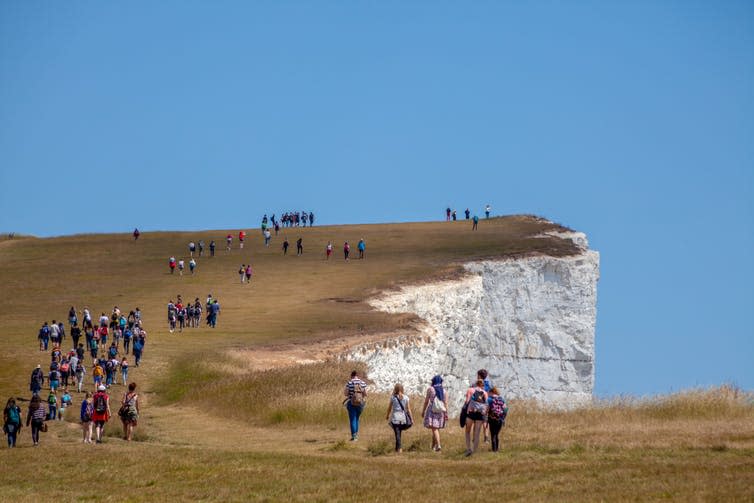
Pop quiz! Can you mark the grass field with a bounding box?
[0,216,752,502]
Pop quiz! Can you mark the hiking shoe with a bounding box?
[464,450,473,457]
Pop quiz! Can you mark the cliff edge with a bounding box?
[345,230,600,412]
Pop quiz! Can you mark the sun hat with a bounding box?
[98,385,106,391]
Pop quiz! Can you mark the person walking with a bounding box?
[30,364,44,394]
[189,258,196,275]
[472,214,479,231]
[296,237,303,256]
[169,257,176,274]
[38,322,50,351]
[3,398,22,448]
[75,362,86,393]
[244,264,252,284]
[226,234,233,251]
[421,375,448,452]
[80,391,93,443]
[119,382,139,441]
[385,383,413,453]
[209,240,216,257]
[357,239,366,259]
[463,379,489,456]
[188,241,196,257]
[209,300,220,328]
[239,265,246,283]
[121,357,129,384]
[452,210,457,221]
[465,208,470,220]
[93,361,105,388]
[26,394,46,446]
[485,204,491,219]
[343,242,350,261]
[487,387,508,452]
[92,385,111,443]
[198,240,204,257]
[263,228,271,247]
[239,231,245,249]
[343,370,367,441]
[177,259,185,276]
[133,337,144,367]
[133,228,140,240]
[60,388,72,420]
[446,207,451,221]
[325,241,332,260]
[283,238,289,255]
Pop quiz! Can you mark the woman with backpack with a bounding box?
[119,382,139,441]
[26,394,46,446]
[3,398,22,447]
[91,385,111,444]
[463,379,488,456]
[121,358,129,385]
[385,383,413,453]
[486,387,508,452]
[80,391,93,443]
[421,375,448,452]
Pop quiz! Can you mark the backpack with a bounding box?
[82,401,93,422]
[109,347,117,358]
[48,394,56,405]
[467,389,488,415]
[350,381,365,407]
[489,396,508,422]
[94,393,107,413]
[7,406,20,425]
[60,362,69,372]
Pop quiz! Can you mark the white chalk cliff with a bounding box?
[345,231,599,413]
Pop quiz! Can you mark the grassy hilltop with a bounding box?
[0,216,752,502]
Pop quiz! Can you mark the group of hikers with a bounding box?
[445,204,491,229]
[4,306,144,447]
[166,294,220,331]
[344,368,508,455]
[279,211,315,228]
[281,237,366,260]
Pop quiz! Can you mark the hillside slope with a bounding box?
[0,216,751,502]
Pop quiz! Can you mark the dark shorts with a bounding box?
[467,411,487,422]
[94,420,106,427]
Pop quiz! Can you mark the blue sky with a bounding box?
[1,1,752,396]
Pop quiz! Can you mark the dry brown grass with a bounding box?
[0,216,752,502]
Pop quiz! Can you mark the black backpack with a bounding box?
[94,393,107,413]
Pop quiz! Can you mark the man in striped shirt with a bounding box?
[344,370,367,441]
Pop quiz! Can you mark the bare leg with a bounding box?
[472,420,482,452]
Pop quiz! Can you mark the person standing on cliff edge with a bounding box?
[485,204,491,219]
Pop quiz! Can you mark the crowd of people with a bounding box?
[166,294,221,331]
[4,306,143,447]
[279,211,315,228]
[344,368,508,456]
[5,209,509,452]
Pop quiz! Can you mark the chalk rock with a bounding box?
[344,235,599,414]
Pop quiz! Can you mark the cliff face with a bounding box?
[345,232,599,412]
